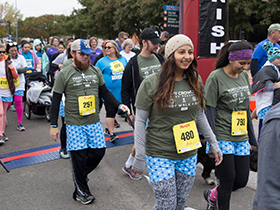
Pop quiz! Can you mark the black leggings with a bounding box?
[216,154,250,210]
[60,116,66,149]
[70,148,106,195]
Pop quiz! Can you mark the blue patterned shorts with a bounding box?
[0,96,13,102]
[14,90,24,96]
[146,154,197,183]
[59,101,64,117]
[66,121,106,151]
[257,105,272,120]
[206,140,250,156]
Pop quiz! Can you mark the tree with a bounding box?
[0,2,22,38]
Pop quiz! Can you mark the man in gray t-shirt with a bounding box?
[121,27,165,180]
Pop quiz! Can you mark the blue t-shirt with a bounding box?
[252,38,280,71]
[116,40,123,52]
[95,56,127,102]
[90,48,103,65]
[22,51,34,70]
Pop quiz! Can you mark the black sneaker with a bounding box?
[109,133,119,143]
[104,128,110,136]
[73,190,95,205]
[0,136,5,145]
[204,189,217,210]
[59,148,70,159]
[114,120,120,128]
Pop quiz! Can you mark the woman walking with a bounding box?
[132,34,222,210]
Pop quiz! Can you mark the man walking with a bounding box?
[251,23,280,77]
[121,27,165,180]
[50,39,129,205]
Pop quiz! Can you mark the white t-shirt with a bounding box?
[11,55,27,91]
[0,59,12,97]
[120,51,136,62]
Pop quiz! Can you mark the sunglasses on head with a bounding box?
[8,42,17,47]
[104,46,113,50]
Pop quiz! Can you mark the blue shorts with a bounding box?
[258,105,272,120]
[146,154,197,183]
[59,101,64,117]
[14,90,24,96]
[66,121,106,151]
[0,96,13,102]
[206,140,250,156]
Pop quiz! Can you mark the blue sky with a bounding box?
[2,0,83,18]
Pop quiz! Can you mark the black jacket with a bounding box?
[121,53,165,113]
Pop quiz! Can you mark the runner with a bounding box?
[121,27,164,180]
[132,34,222,210]
[33,38,49,76]
[50,39,130,205]
[6,42,27,132]
[203,41,257,210]
[0,43,19,143]
[95,40,127,142]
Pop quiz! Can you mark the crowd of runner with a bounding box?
[1,23,280,209]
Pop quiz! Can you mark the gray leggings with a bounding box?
[151,170,195,210]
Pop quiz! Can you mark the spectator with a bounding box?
[251,23,280,77]
[120,38,135,62]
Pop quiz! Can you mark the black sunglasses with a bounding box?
[0,51,5,54]
[104,46,113,50]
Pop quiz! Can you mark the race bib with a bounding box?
[78,95,96,116]
[173,120,201,154]
[0,77,20,89]
[110,60,124,80]
[231,111,247,136]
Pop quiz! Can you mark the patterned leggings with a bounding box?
[151,170,195,210]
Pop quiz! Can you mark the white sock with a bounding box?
[125,154,135,168]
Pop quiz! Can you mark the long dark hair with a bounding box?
[154,53,205,112]
[215,41,253,69]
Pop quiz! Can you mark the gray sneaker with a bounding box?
[2,133,8,141]
[122,165,142,180]
[109,133,119,142]
[17,124,25,131]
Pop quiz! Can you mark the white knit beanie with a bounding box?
[165,34,194,58]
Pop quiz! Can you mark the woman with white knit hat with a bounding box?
[132,34,223,210]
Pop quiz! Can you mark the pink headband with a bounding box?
[228,49,252,61]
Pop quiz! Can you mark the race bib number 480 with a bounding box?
[173,120,201,154]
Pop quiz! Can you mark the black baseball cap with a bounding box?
[140,28,162,44]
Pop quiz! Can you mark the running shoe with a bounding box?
[2,133,8,141]
[17,124,26,131]
[0,136,5,145]
[59,148,70,159]
[114,120,120,128]
[73,190,95,205]
[204,189,217,210]
[104,127,110,136]
[109,133,119,142]
[122,165,141,180]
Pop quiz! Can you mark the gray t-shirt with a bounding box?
[137,54,161,81]
[205,68,251,142]
[53,64,104,125]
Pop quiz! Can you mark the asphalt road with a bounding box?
[0,108,258,210]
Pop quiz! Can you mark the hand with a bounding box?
[50,128,59,141]
[213,150,223,166]
[274,82,280,89]
[58,64,63,69]
[127,114,135,127]
[119,104,130,115]
[8,63,15,70]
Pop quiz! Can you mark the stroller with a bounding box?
[24,72,52,121]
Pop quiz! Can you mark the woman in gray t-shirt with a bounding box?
[132,34,222,210]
